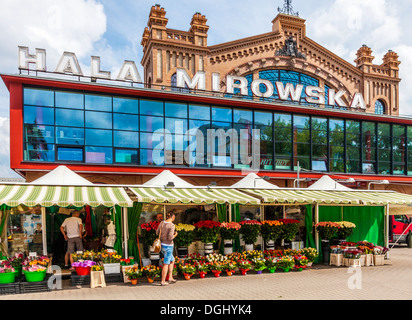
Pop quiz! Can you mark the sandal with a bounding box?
[168,279,177,283]
[160,282,169,286]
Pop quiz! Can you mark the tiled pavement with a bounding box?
[2,245,412,300]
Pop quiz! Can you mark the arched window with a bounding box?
[375,100,385,115]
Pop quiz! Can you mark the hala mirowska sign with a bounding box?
[18,46,366,110]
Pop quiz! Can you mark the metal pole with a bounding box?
[315,203,319,252]
[123,207,129,259]
[41,207,47,256]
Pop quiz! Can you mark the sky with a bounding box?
[0,0,411,178]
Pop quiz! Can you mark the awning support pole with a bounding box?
[315,203,319,253]
[123,207,129,259]
[41,207,47,256]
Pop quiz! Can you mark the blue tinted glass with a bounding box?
[330,119,344,132]
[56,127,84,145]
[24,106,54,125]
[24,88,54,106]
[189,104,210,120]
[212,122,232,131]
[85,111,112,129]
[189,120,210,136]
[168,135,188,152]
[114,131,139,148]
[293,115,310,129]
[56,108,84,127]
[85,146,112,164]
[165,118,187,134]
[234,109,252,124]
[212,107,232,122]
[85,94,112,111]
[113,97,139,114]
[140,148,164,166]
[140,116,164,132]
[113,113,138,131]
[85,129,112,146]
[140,100,163,116]
[275,113,292,126]
[165,102,188,118]
[115,149,139,164]
[140,132,155,149]
[57,147,83,161]
[25,144,55,162]
[24,124,54,144]
[254,111,273,126]
[55,91,84,109]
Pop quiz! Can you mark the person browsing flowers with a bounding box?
[156,210,178,286]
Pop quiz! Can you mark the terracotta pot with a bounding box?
[184,273,193,280]
[147,277,154,283]
[212,271,221,277]
[226,271,233,276]
[198,271,207,279]
[130,278,138,285]
[239,269,248,275]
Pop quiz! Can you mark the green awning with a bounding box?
[0,185,133,208]
[129,187,260,205]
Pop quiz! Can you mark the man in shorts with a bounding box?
[60,209,84,269]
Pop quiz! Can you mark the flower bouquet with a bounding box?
[315,221,340,241]
[194,220,221,245]
[264,256,278,273]
[140,221,161,246]
[336,221,356,240]
[220,222,241,240]
[72,250,97,262]
[260,220,283,246]
[343,249,362,266]
[193,260,209,278]
[120,258,135,266]
[7,253,23,276]
[91,265,104,272]
[276,255,295,272]
[293,255,308,271]
[236,259,252,275]
[372,246,388,266]
[180,263,196,280]
[223,260,237,276]
[239,220,262,248]
[174,224,196,249]
[278,219,300,242]
[0,263,16,284]
[141,265,161,283]
[251,257,266,274]
[208,261,223,277]
[205,253,227,263]
[301,247,319,266]
[125,266,141,285]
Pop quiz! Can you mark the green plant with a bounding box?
[239,220,262,245]
[251,257,266,271]
[194,220,221,243]
[174,224,195,247]
[260,220,283,242]
[278,219,300,241]
[315,221,340,241]
[220,222,241,240]
[336,221,356,239]
[125,266,141,279]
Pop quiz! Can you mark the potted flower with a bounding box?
[223,260,237,276]
[98,250,122,274]
[239,220,262,251]
[251,257,266,274]
[315,221,340,264]
[194,260,209,278]
[0,262,16,284]
[125,266,141,285]
[293,255,308,271]
[372,246,388,266]
[90,265,106,288]
[174,223,196,258]
[141,221,161,260]
[343,249,362,267]
[208,261,223,277]
[276,255,294,272]
[301,247,319,267]
[22,256,50,282]
[180,263,196,280]
[8,253,23,277]
[237,259,252,275]
[264,256,278,273]
[329,245,343,266]
[336,221,356,241]
[220,222,241,255]
[260,220,283,250]
[356,242,374,266]
[71,260,96,276]
[194,220,221,255]
[278,219,300,247]
[141,265,161,283]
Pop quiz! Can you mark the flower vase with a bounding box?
[265,240,275,251]
[204,243,214,255]
[321,240,330,264]
[244,244,254,251]
[14,266,22,277]
[177,247,188,259]
[198,271,207,279]
[373,255,384,266]
[295,267,303,272]
[223,240,233,255]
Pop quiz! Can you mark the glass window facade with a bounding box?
[21,86,412,176]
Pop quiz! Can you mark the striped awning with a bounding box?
[240,189,412,206]
[240,189,361,204]
[129,187,260,205]
[0,185,133,208]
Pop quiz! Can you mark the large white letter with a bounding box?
[328,89,347,107]
[350,93,366,110]
[176,68,206,90]
[275,82,303,102]
[18,46,46,71]
[91,56,111,79]
[251,79,274,98]
[55,52,83,75]
[305,86,325,105]
[117,61,142,82]
[226,75,248,95]
[211,72,221,92]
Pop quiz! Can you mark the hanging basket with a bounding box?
[0,272,16,284]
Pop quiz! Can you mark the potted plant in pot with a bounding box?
[179,263,196,280]
[251,257,266,274]
[194,260,209,278]
[372,245,388,266]
[264,256,278,273]
[356,242,374,266]
[141,265,161,283]
[237,259,252,275]
[223,260,237,276]
[194,220,221,255]
[98,250,122,274]
[336,221,356,242]
[8,253,23,277]
[260,220,283,251]
[301,247,319,267]
[239,220,262,251]
[208,261,223,277]
[174,223,196,258]
[278,219,300,248]
[276,255,294,272]
[90,265,106,288]
[124,265,141,285]
[343,248,362,267]
[293,254,308,271]
[315,221,340,264]
[0,262,16,284]
[22,256,50,282]
[220,222,241,255]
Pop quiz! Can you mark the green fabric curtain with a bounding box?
[231,204,242,253]
[217,204,227,254]
[127,202,142,264]
[0,205,10,257]
[113,205,123,256]
[305,204,316,249]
